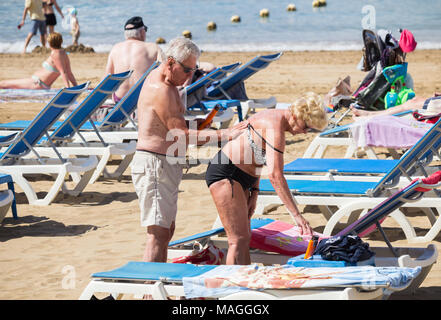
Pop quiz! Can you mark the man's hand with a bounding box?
[227,120,248,140]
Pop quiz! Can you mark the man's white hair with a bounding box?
[165,37,200,62]
[124,27,144,41]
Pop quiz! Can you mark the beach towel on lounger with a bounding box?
[182,264,421,298]
[249,219,324,256]
[350,115,431,148]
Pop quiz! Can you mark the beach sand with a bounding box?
[0,49,441,300]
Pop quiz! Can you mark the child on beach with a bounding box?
[69,8,80,45]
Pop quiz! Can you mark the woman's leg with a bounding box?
[209,179,251,265]
[0,77,40,89]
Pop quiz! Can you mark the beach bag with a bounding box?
[412,111,441,124]
[171,241,224,265]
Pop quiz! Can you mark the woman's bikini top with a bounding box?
[42,61,59,74]
[247,123,283,166]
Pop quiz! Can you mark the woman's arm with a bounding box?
[53,52,77,87]
[54,0,64,18]
[265,137,313,235]
[65,56,77,86]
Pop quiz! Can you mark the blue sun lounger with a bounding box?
[202,53,283,122]
[257,117,441,241]
[0,71,133,190]
[0,173,16,221]
[31,71,138,183]
[185,63,243,123]
[186,62,240,102]
[206,53,283,100]
[0,82,98,205]
[79,259,423,300]
[77,62,160,134]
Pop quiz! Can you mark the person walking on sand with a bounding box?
[130,37,248,263]
[104,16,162,105]
[0,32,77,89]
[42,0,63,34]
[18,0,47,54]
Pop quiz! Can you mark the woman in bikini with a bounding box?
[0,32,77,90]
[205,92,328,265]
[42,0,64,34]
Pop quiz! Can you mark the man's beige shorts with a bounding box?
[131,151,183,228]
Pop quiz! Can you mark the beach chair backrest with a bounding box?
[99,62,160,128]
[338,180,422,238]
[186,62,240,96]
[0,82,89,160]
[50,70,132,141]
[207,52,283,98]
[369,117,441,196]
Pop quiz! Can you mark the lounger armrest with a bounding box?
[0,132,19,147]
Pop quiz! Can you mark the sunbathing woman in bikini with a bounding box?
[205,92,328,265]
[0,32,77,90]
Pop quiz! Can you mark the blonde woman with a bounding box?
[0,32,77,89]
[205,92,328,265]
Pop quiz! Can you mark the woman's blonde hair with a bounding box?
[289,92,328,131]
[48,32,63,49]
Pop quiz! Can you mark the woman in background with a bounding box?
[42,0,64,34]
[0,32,77,89]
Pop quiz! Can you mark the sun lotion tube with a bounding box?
[304,235,319,259]
[198,105,220,130]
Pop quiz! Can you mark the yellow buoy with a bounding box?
[312,0,320,7]
[259,8,269,17]
[156,37,166,44]
[287,4,297,11]
[207,21,217,31]
[231,15,241,23]
[182,30,192,39]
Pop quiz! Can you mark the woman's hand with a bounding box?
[293,214,313,235]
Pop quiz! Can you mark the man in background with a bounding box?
[18,0,47,53]
[105,16,163,106]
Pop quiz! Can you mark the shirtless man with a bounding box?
[104,16,163,104]
[131,37,247,263]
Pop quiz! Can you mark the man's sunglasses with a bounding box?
[175,59,198,73]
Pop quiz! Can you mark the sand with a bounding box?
[0,49,441,300]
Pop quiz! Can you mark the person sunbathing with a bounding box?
[0,32,77,90]
[205,92,328,265]
[350,92,441,119]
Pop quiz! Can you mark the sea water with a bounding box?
[1,0,440,53]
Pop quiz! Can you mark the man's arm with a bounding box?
[19,6,29,27]
[104,50,115,75]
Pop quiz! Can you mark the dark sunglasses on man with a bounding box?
[173,57,198,73]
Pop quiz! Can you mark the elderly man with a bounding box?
[105,16,163,104]
[131,37,247,263]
